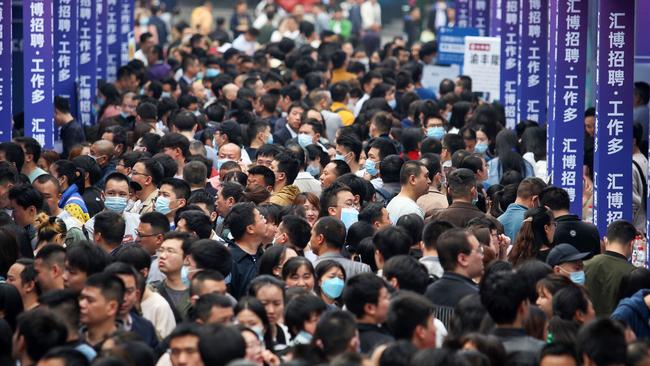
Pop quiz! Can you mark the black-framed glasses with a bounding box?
[131,171,150,177]
[135,230,159,238]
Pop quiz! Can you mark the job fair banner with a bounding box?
[106,0,119,81]
[548,0,588,217]
[463,36,500,102]
[470,0,489,36]
[0,0,10,141]
[593,0,634,235]
[23,0,53,148]
[78,0,96,126]
[517,0,547,125]
[54,0,77,119]
[97,0,107,79]
[455,0,470,28]
[120,0,134,65]
[499,0,520,129]
[489,0,501,37]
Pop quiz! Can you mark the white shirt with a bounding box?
[84,211,141,243]
[354,94,370,117]
[386,195,424,223]
[141,288,176,340]
[294,171,322,196]
[231,34,258,56]
[134,49,148,66]
[361,1,381,30]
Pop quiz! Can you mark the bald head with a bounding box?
[91,140,114,157]
[222,83,239,102]
[218,143,241,161]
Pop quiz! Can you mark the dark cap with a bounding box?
[216,120,241,141]
[546,244,590,267]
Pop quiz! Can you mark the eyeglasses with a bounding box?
[131,171,150,177]
[136,230,160,238]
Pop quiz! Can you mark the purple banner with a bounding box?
[548,0,588,217]
[489,0,501,37]
[516,0,547,124]
[499,0,520,128]
[470,0,489,36]
[78,0,96,125]
[0,0,11,142]
[593,0,635,235]
[455,0,470,28]
[119,0,133,65]
[23,0,53,148]
[54,0,77,118]
[96,0,107,80]
[106,0,119,81]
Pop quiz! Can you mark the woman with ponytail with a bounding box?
[507,207,556,266]
[49,160,90,223]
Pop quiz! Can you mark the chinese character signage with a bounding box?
[593,0,634,235]
[470,0,489,36]
[78,0,96,125]
[499,0,520,129]
[517,0,547,124]
[438,27,479,66]
[548,0,588,216]
[489,0,501,37]
[0,0,11,141]
[97,0,107,79]
[23,0,53,148]
[106,0,119,81]
[54,0,77,119]
[456,0,470,28]
[463,36,500,101]
[119,0,133,65]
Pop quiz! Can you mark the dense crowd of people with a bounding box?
[2,1,650,366]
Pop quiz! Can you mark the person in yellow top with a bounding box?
[190,0,214,36]
[330,82,355,126]
[330,50,357,84]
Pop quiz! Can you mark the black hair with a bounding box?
[346,221,375,251]
[15,308,68,362]
[515,259,552,302]
[94,211,126,246]
[313,310,358,359]
[258,246,289,278]
[284,293,327,336]
[373,226,412,263]
[190,270,226,297]
[40,347,89,366]
[576,319,627,366]
[606,220,638,246]
[342,272,387,318]
[422,220,455,251]
[234,296,274,350]
[65,241,110,276]
[449,294,487,338]
[113,245,152,274]
[198,324,246,366]
[359,202,385,226]
[479,270,529,325]
[447,168,477,199]
[539,186,570,211]
[281,215,311,250]
[539,343,577,364]
[380,155,405,184]
[140,211,170,234]
[84,272,126,309]
[160,133,190,158]
[336,134,363,162]
[396,213,424,248]
[319,181,352,217]
[337,173,367,205]
[178,210,212,239]
[282,256,315,282]
[314,216,347,250]
[188,239,232,277]
[384,255,430,294]
[8,184,43,210]
[0,142,24,172]
[386,291,435,340]
[192,293,233,323]
[552,284,590,321]
[14,136,41,163]
[52,160,84,192]
[327,160,351,178]
[274,152,300,185]
[224,202,258,240]
[160,177,191,201]
[369,137,398,160]
[0,283,23,331]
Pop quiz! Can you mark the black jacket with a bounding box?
[60,119,86,159]
[553,214,601,259]
[425,272,478,309]
[228,240,263,300]
[492,328,544,366]
[358,323,394,354]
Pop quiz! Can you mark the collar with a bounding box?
[554,214,579,222]
[318,251,344,260]
[450,201,481,210]
[231,242,262,262]
[427,187,444,195]
[604,250,629,261]
[492,327,527,337]
[286,124,298,138]
[59,184,80,208]
[442,271,478,286]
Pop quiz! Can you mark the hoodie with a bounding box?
[611,289,650,340]
[269,185,301,206]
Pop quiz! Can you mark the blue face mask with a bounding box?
[155,196,172,215]
[161,91,171,99]
[340,208,359,230]
[307,164,320,177]
[139,16,149,26]
[321,277,345,299]
[181,266,190,285]
[427,127,446,140]
[206,68,220,78]
[475,142,488,154]
[388,99,397,109]
[104,196,128,213]
[334,154,346,161]
[365,159,378,176]
[266,134,274,144]
[120,112,129,119]
[298,133,312,148]
[96,96,106,107]
[196,71,205,80]
[568,270,585,285]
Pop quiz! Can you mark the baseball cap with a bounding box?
[546,244,590,267]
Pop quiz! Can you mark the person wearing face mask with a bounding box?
[423,115,447,141]
[497,177,547,243]
[84,173,141,244]
[89,139,116,189]
[546,244,589,285]
[154,178,190,230]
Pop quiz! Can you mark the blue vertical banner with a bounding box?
[105,0,118,81]
[499,0,520,129]
[54,0,77,117]
[489,0,501,37]
[593,0,635,235]
[548,0,588,217]
[0,0,11,141]
[77,0,95,125]
[455,0,470,28]
[470,0,489,36]
[96,0,106,80]
[23,0,53,148]
[119,0,133,65]
[516,0,547,124]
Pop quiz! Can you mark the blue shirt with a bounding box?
[498,203,529,242]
